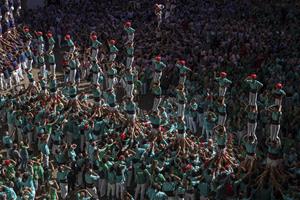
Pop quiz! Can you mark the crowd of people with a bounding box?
[0,0,300,199]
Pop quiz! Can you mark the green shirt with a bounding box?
[91,63,100,73]
[125,27,135,35]
[152,86,162,96]
[271,111,282,123]
[48,37,55,51]
[107,67,117,76]
[109,45,118,53]
[125,101,136,112]
[91,40,102,49]
[153,60,166,72]
[176,64,190,74]
[126,46,134,56]
[69,59,78,70]
[48,53,55,64]
[215,77,232,87]
[245,79,263,92]
[135,169,150,184]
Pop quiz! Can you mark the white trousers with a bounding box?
[60,183,68,199]
[43,154,49,168]
[98,179,107,197]
[27,59,33,70]
[126,56,134,68]
[0,73,5,90]
[249,92,258,106]
[8,124,15,136]
[50,64,56,77]
[188,116,197,133]
[27,132,33,146]
[69,69,77,83]
[197,113,204,128]
[116,182,125,200]
[218,87,227,97]
[179,75,186,85]
[217,114,227,126]
[134,183,146,200]
[87,186,98,199]
[247,122,257,138]
[108,78,117,89]
[17,67,24,79]
[91,49,98,61]
[152,97,161,111]
[153,71,162,82]
[13,72,20,85]
[92,72,99,85]
[270,124,280,141]
[17,128,23,143]
[126,83,134,97]
[275,98,282,107]
[109,53,117,62]
[40,64,46,78]
[21,61,27,70]
[127,33,134,43]
[177,103,185,117]
[107,183,116,197]
[184,193,195,200]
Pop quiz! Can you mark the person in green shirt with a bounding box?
[108,39,118,62]
[84,168,100,199]
[115,162,127,200]
[155,4,164,29]
[152,82,162,111]
[215,71,232,98]
[175,60,191,85]
[25,46,34,70]
[38,75,47,95]
[124,21,135,44]
[272,83,286,108]
[37,54,46,78]
[187,100,198,134]
[246,105,258,139]
[90,60,102,85]
[32,159,44,191]
[107,62,117,90]
[90,32,102,62]
[40,134,50,168]
[107,164,117,199]
[2,131,13,158]
[47,50,56,77]
[124,96,137,123]
[214,125,228,151]
[76,189,92,200]
[134,162,151,200]
[56,165,71,199]
[23,26,32,48]
[35,31,45,55]
[69,54,78,84]
[241,135,257,173]
[65,34,75,56]
[152,56,166,83]
[266,105,282,142]
[244,73,263,107]
[46,32,55,53]
[216,97,227,126]
[126,42,134,68]
[176,84,186,118]
[104,88,117,108]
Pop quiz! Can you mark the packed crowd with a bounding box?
[0,0,300,199]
